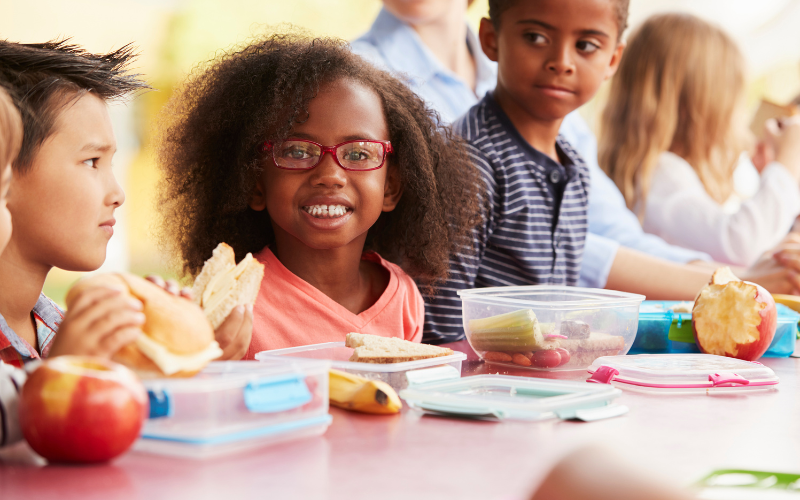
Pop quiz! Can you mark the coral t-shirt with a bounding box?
[245,247,424,358]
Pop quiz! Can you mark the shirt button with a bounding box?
[549,170,561,183]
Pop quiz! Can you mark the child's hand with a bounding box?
[48,287,145,358]
[146,274,252,360]
[213,305,253,361]
[145,275,193,300]
[766,117,800,180]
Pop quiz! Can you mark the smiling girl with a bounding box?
[157,33,481,354]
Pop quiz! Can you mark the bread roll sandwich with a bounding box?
[345,332,453,363]
[192,243,265,329]
[66,273,223,378]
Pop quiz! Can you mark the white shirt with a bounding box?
[642,151,800,266]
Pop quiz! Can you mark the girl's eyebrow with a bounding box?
[287,132,383,143]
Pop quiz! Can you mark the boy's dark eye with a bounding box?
[82,158,99,168]
[576,40,600,53]
[523,32,547,45]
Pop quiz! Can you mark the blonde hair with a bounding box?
[599,13,750,216]
[0,86,22,170]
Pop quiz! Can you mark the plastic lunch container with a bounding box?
[399,365,627,422]
[586,353,779,394]
[631,301,799,357]
[133,359,331,459]
[255,342,467,391]
[458,286,645,371]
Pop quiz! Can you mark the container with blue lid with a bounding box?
[134,359,331,459]
[631,300,799,357]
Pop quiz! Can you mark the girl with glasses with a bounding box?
[156,33,481,354]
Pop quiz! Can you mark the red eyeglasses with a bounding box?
[263,139,393,171]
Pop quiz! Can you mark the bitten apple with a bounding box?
[692,267,777,361]
[19,356,148,463]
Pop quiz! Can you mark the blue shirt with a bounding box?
[423,94,590,342]
[351,8,711,290]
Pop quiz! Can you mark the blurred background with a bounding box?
[1,0,799,306]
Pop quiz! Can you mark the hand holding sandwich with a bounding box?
[147,274,254,361]
[49,286,145,359]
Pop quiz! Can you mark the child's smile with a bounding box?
[251,78,400,253]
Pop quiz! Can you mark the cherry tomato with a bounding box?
[532,349,561,368]
[555,348,571,366]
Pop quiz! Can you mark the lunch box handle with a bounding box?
[243,374,312,413]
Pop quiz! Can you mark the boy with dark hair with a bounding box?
[425,0,627,342]
[0,39,152,366]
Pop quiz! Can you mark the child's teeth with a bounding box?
[304,205,349,218]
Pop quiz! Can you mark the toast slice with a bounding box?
[345,332,453,363]
[192,243,265,329]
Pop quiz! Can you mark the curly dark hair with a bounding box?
[157,32,481,288]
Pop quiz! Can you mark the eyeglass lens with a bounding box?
[274,141,385,170]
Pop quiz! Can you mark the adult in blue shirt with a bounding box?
[351,3,800,318]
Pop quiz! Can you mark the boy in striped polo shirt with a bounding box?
[424,0,627,343]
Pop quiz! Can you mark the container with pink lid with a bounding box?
[586,353,779,394]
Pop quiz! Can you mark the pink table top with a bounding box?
[2,341,799,500]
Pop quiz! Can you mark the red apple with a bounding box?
[19,356,148,463]
[692,267,777,361]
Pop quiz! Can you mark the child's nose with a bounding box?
[546,43,575,75]
[106,172,125,207]
[310,152,347,188]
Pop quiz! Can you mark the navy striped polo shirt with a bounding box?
[423,93,591,343]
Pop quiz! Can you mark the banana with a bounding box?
[328,369,402,414]
[774,294,800,314]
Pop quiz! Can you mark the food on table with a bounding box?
[692,267,777,361]
[192,242,265,329]
[558,333,626,368]
[533,349,562,368]
[328,369,402,414]
[66,273,222,378]
[471,309,625,369]
[668,302,694,313]
[468,309,559,352]
[773,294,800,314]
[560,320,590,339]
[345,332,453,363]
[19,356,147,463]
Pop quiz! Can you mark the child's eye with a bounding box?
[82,158,99,168]
[576,40,600,54]
[523,32,547,45]
[342,149,370,162]
[281,146,313,160]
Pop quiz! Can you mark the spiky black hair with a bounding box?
[0,38,151,171]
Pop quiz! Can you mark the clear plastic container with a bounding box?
[632,301,799,357]
[256,342,467,391]
[458,286,645,371]
[133,359,331,459]
[399,367,627,421]
[586,353,779,394]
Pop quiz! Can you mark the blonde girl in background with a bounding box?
[600,13,800,267]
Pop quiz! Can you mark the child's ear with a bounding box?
[382,166,403,212]
[605,41,626,80]
[249,176,268,211]
[479,17,499,63]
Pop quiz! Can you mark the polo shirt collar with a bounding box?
[367,7,497,95]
